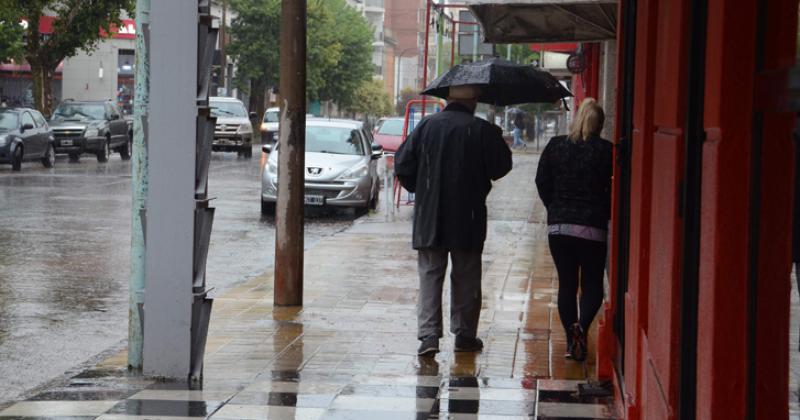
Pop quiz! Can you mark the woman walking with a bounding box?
[535,98,613,361]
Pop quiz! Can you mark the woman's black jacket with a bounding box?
[535,134,613,229]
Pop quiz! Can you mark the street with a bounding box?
[0,146,356,405]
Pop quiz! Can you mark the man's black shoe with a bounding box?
[454,336,483,352]
[417,336,439,356]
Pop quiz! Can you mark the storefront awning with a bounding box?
[466,0,617,43]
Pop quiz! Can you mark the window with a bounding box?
[0,111,18,131]
[306,126,365,155]
[210,100,248,118]
[21,112,35,128]
[32,111,46,127]
[377,119,403,136]
[53,103,107,121]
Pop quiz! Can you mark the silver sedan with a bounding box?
[261,119,383,214]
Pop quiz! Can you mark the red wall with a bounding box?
[603,0,798,418]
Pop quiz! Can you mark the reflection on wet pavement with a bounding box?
[0,151,617,419]
[0,149,354,404]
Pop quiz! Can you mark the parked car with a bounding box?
[210,96,255,158]
[49,100,131,162]
[261,118,383,214]
[260,107,279,144]
[0,107,56,171]
[372,117,404,153]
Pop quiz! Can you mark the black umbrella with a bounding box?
[421,57,572,106]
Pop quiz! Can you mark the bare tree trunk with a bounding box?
[30,61,56,116]
[248,78,266,130]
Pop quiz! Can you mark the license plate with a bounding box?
[61,140,73,146]
[304,195,324,206]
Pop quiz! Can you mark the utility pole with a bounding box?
[129,0,150,371]
[220,0,227,95]
[274,0,306,306]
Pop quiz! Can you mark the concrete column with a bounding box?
[600,40,617,141]
[143,0,197,378]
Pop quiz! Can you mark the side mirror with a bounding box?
[110,114,120,120]
[262,144,272,154]
[21,123,34,132]
[249,112,258,119]
[371,143,383,159]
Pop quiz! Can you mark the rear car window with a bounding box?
[378,119,404,136]
[0,111,18,131]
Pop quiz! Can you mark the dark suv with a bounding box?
[49,100,132,162]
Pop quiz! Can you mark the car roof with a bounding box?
[306,118,363,129]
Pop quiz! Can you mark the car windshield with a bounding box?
[306,126,364,155]
[264,110,279,123]
[52,103,106,121]
[0,111,17,131]
[210,101,248,118]
[377,119,403,136]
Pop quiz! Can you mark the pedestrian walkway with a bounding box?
[0,151,615,419]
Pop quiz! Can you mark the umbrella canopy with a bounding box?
[421,57,572,106]
[465,0,617,43]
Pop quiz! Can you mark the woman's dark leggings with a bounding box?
[548,234,607,340]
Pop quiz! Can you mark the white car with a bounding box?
[260,107,280,144]
[261,118,383,214]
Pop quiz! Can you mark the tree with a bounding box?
[0,0,24,64]
[228,0,280,126]
[12,0,134,115]
[228,0,373,121]
[345,78,393,117]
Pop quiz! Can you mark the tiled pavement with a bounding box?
[0,150,616,419]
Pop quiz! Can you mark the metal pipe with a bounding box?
[451,20,456,67]
[421,0,431,117]
[274,0,306,306]
[129,0,150,371]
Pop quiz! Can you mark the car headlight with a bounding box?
[84,127,99,137]
[337,162,369,180]
[260,122,268,131]
[237,123,252,134]
[267,161,278,177]
[272,132,279,141]
[0,135,7,146]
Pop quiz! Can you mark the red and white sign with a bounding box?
[21,16,136,40]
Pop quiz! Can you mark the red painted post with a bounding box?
[421,0,431,117]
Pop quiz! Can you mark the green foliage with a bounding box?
[0,0,24,63]
[346,78,392,117]
[228,0,280,95]
[497,44,540,66]
[9,0,135,113]
[228,0,373,108]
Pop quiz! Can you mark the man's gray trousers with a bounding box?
[417,248,482,340]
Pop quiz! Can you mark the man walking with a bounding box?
[395,85,513,356]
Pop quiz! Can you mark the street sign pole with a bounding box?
[129,0,150,371]
[274,0,306,306]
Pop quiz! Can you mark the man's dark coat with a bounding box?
[394,102,512,252]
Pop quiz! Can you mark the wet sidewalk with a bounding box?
[0,151,615,419]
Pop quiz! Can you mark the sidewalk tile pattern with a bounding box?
[0,152,616,419]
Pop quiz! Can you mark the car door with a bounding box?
[32,111,51,156]
[19,111,41,157]
[106,103,126,146]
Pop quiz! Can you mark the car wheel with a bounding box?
[97,138,110,163]
[41,144,55,168]
[10,144,22,171]
[120,136,132,161]
[261,200,275,215]
[68,152,80,163]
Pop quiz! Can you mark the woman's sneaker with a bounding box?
[571,323,587,362]
[565,341,574,359]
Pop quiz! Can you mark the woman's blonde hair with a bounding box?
[568,98,605,141]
